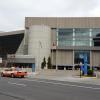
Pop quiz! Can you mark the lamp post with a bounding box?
[83,53,88,76]
[56,29,58,70]
[38,41,42,71]
[80,62,83,78]
[12,54,15,67]
[52,42,56,69]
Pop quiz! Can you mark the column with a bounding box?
[73,28,75,46]
[72,50,75,70]
[90,29,92,46]
[90,50,92,70]
[56,29,58,70]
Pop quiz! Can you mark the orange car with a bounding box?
[1,68,27,78]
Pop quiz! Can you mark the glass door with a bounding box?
[74,50,90,64]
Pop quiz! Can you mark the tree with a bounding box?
[47,56,52,69]
[41,57,46,69]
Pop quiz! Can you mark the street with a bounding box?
[0,77,100,100]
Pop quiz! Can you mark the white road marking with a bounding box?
[8,81,26,87]
[22,79,100,90]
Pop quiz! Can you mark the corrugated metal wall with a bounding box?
[52,50,73,66]
[92,51,100,67]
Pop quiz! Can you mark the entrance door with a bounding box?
[74,50,90,65]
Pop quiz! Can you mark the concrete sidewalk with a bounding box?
[27,70,100,85]
[51,76,100,85]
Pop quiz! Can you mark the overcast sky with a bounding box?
[0,0,100,32]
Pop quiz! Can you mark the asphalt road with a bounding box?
[0,77,100,100]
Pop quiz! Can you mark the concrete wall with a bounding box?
[25,17,100,28]
[16,39,24,55]
[51,28,57,48]
[23,28,29,55]
[28,25,51,70]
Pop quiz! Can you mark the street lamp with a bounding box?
[80,62,83,78]
[38,41,42,71]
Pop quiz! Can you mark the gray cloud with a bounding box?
[0,0,100,31]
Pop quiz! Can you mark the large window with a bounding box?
[58,29,73,46]
[75,38,90,46]
[58,28,73,37]
[57,28,100,47]
[75,28,90,36]
[92,28,100,36]
[74,28,90,46]
[92,28,100,46]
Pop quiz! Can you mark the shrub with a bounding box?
[87,69,94,76]
[41,57,46,69]
[47,56,52,69]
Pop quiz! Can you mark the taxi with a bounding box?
[1,67,27,78]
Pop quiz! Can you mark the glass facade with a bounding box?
[75,28,90,36]
[74,28,90,46]
[75,38,90,46]
[58,29,73,46]
[57,28,100,47]
[74,51,90,64]
[92,28,100,46]
[92,28,100,36]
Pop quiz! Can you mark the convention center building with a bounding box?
[0,17,100,70]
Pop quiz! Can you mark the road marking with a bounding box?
[22,79,100,90]
[8,81,26,87]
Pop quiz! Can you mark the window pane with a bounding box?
[74,28,90,46]
[75,28,90,36]
[58,39,73,46]
[92,28,100,46]
[74,51,90,64]
[75,38,90,46]
[58,28,73,46]
[58,28,73,37]
[92,28,100,36]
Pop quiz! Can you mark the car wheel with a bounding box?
[11,74,15,78]
[1,73,4,77]
[21,76,24,78]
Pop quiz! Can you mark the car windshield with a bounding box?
[15,67,22,71]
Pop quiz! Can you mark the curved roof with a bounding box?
[0,30,24,36]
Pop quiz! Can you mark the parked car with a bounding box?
[1,67,27,78]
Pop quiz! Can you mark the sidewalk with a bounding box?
[27,71,100,85]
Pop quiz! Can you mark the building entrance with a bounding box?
[74,50,90,69]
